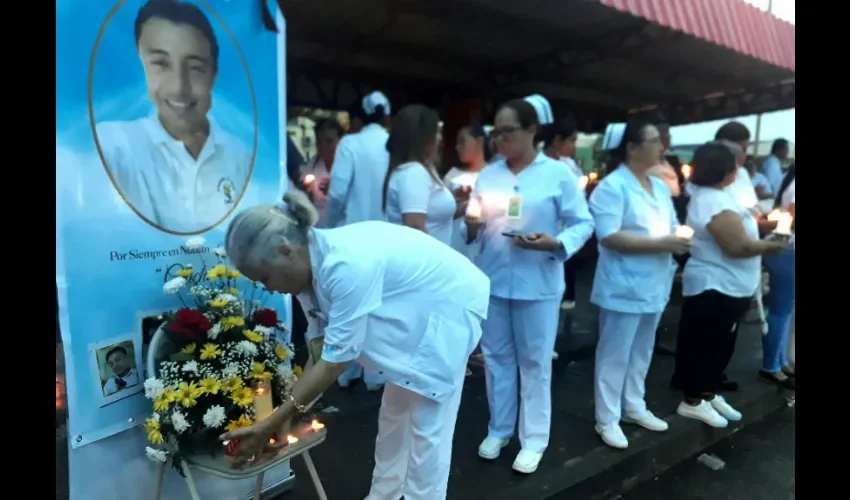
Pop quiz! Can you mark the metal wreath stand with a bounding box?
[147,327,329,500]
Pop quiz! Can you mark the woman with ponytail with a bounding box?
[220,193,490,500]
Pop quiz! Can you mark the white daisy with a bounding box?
[184,236,206,250]
[171,410,191,434]
[163,277,186,296]
[182,361,199,374]
[145,446,168,463]
[255,325,274,340]
[216,293,238,303]
[222,363,241,379]
[235,340,258,358]
[202,405,227,429]
[207,323,222,340]
[143,378,165,400]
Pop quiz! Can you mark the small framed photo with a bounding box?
[89,334,143,407]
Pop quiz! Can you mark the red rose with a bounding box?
[253,308,279,327]
[168,308,213,341]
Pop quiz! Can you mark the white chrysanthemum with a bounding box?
[163,277,186,296]
[216,293,238,303]
[207,323,222,340]
[185,236,206,250]
[144,378,165,400]
[236,340,258,357]
[203,405,227,428]
[145,446,168,463]
[171,410,191,434]
[222,363,241,379]
[182,361,199,374]
[151,412,161,423]
[277,363,293,379]
[212,247,227,258]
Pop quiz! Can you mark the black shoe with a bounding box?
[758,370,796,390]
[718,379,739,392]
[654,344,676,356]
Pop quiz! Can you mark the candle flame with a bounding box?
[303,174,316,185]
[255,387,265,395]
[682,164,692,179]
[269,437,276,445]
[466,198,482,219]
[286,435,299,445]
[675,225,695,239]
[767,209,781,221]
[311,419,325,431]
[588,172,599,181]
[578,175,588,190]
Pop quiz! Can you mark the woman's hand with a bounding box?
[761,237,790,255]
[513,233,561,252]
[656,235,692,255]
[220,417,288,468]
[464,216,484,243]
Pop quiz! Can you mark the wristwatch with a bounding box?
[289,394,308,414]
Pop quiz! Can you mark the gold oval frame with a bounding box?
[88,0,259,236]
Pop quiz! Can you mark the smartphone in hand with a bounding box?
[501,230,525,239]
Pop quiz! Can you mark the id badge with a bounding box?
[507,195,523,219]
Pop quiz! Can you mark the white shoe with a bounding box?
[560,301,576,310]
[512,449,543,474]
[595,423,629,449]
[478,436,510,460]
[623,410,669,432]
[552,351,560,360]
[676,401,728,428]
[710,395,742,422]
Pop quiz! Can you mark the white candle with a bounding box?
[452,172,479,188]
[768,210,793,235]
[252,381,274,422]
[681,164,692,180]
[311,419,325,432]
[675,225,695,240]
[578,175,588,190]
[466,198,482,219]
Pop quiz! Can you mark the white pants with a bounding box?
[338,361,384,388]
[480,296,560,452]
[594,308,662,426]
[366,380,465,500]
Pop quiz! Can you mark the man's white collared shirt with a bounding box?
[96,114,252,232]
[103,367,139,396]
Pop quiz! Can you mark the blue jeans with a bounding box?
[762,248,795,372]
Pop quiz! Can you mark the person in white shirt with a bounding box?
[760,138,790,195]
[102,345,140,396]
[326,91,392,229]
[444,124,490,257]
[672,142,787,428]
[302,119,344,228]
[467,97,594,474]
[747,157,773,200]
[384,105,463,246]
[760,166,796,390]
[588,121,687,450]
[95,0,252,233]
[220,192,490,500]
[326,91,392,390]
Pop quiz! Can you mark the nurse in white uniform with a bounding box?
[95,0,252,233]
[384,104,462,246]
[588,122,690,450]
[468,96,594,474]
[326,91,392,229]
[220,192,490,500]
[326,91,392,389]
[444,124,490,257]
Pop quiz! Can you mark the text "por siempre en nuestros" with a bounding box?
[110,245,211,262]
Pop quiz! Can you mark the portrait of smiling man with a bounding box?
[95,0,253,233]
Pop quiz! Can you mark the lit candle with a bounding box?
[311,419,325,432]
[681,164,692,180]
[303,174,316,186]
[588,172,599,181]
[771,211,793,235]
[466,198,482,219]
[578,175,588,190]
[675,225,695,240]
[252,381,274,422]
[452,172,479,188]
[286,435,299,445]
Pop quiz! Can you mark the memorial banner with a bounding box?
[57,1,291,497]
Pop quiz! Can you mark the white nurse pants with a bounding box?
[594,308,662,426]
[480,296,561,453]
[366,377,465,500]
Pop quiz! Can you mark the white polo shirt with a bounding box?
[96,114,252,232]
[103,367,140,396]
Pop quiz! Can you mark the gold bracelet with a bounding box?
[289,394,308,414]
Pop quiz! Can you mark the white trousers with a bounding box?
[594,308,662,426]
[366,379,465,500]
[480,296,560,452]
[338,361,384,388]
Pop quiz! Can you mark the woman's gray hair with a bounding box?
[225,191,318,270]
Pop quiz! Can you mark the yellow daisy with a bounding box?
[223,377,244,394]
[221,316,245,331]
[243,329,264,343]
[274,344,288,361]
[248,362,273,381]
[224,415,253,432]
[181,343,197,355]
[145,417,163,444]
[153,388,176,412]
[294,365,304,377]
[207,264,226,280]
[176,382,202,408]
[208,298,228,308]
[198,378,221,396]
[230,387,254,407]
[225,268,242,279]
[199,343,223,360]
[176,267,193,278]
